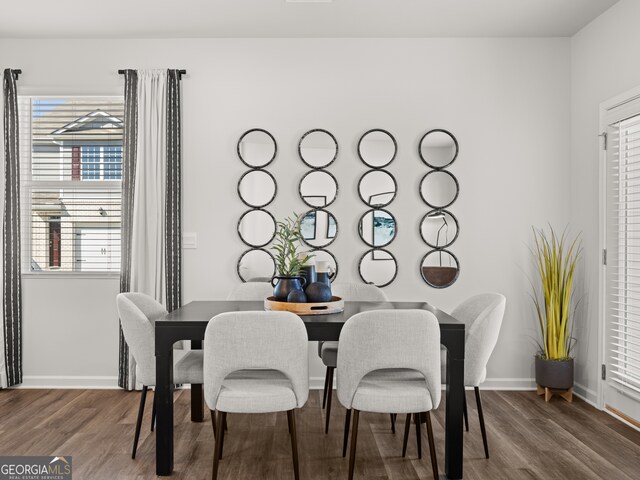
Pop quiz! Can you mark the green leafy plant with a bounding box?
[271,213,312,277]
[531,226,582,361]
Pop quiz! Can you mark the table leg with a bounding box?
[190,340,204,422]
[444,334,465,479]
[156,345,174,476]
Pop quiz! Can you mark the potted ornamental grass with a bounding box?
[270,214,312,301]
[531,226,582,392]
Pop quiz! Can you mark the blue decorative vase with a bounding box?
[300,265,317,291]
[271,276,306,302]
[305,282,332,303]
[317,271,331,287]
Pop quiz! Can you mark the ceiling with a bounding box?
[0,0,619,39]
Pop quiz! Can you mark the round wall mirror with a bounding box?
[420,210,459,248]
[299,170,338,208]
[358,209,397,248]
[310,248,338,282]
[237,169,277,208]
[237,248,276,283]
[237,209,276,248]
[419,129,458,169]
[420,249,460,288]
[299,129,338,169]
[358,129,397,168]
[358,248,397,287]
[300,209,338,248]
[419,170,459,209]
[237,129,277,168]
[358,170,397,207]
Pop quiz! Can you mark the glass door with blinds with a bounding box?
[605,98,640,426]
[18,97,123,273]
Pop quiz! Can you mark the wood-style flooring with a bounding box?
[0,388,639,479]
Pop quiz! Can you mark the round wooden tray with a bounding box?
[264,296,344,315]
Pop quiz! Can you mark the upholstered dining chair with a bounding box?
[116,293,204,459]
[442,293,506,459]
[337,310,441,480]
[204,311,309,480]
[226,282,272,301]
[319,283,389,434]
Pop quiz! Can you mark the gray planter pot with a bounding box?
[535,356,574,390]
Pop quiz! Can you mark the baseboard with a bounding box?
[310,376,538,391]
[12,375,120,389]
[573,382,598,407]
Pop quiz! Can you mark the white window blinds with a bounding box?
[19,97,124,273]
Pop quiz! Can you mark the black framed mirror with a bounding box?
[237,168,277,208]
[419,170,459,209]
[237,208,277,248]
[237,248,276,283]
[298,129,338,169]
[300,208,338,248]
[420,249,460,288]
[358,169,397,207]
[358,209,397,248]
[310,248,338,282]
[357,129,397,168]
[299,170,338,208]
[358,248,398,287]
[237,128,277,168]
[419,129,458,169]
[420,210,459,249]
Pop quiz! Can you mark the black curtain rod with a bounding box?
[118,69,186,77]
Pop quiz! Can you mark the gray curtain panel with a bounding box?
[2,69,22,387]
[119,70,138,390]
[166,69,182,314]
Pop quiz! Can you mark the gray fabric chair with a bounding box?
[442,293,506,459]
[318,283,389,433]
[337,309,441,480]
[226,282,272,301]
[116,293,204,459]
[204,311,309,480]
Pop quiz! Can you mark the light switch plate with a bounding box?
[183,233,197,249]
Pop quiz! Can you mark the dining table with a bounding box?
[155,300,466,479]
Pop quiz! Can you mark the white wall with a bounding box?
[570,0,640,404]
[0,37,571,388]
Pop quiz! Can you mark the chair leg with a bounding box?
[132,386,148,459]
[325,367,334,434]
[463,390,469,432]
[414,413,422,460]
[343,409,351,457]
[211,411,226,480]
[287,410,300,480]
[474,387,489,459]
[390,413,396,434]
[322,367,330,409]
[151,389,157,432]
[425,411,439,479]
[348,409,360,480]
[402,413,411,457]
[210,409,217,440]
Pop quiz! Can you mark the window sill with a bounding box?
[21,272,120,280]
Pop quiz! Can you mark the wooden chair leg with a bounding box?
[211,411,226,480]
[151,389,157,432]
[474,387,489,459]
[463,391,469,432]
[322,367,330,409]
[325,367,334,434]
[132,386,148,459]
[287,410,300,480]
[414,412,422,459]
[343,409,351,457]
[402,413,411,457]
[210,409,217,440]
[348,409,360,480]
[390,413,396,433]
[425,411,439,479]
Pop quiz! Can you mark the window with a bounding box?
[19,97,124,273]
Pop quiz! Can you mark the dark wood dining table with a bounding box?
[155,300,466,479]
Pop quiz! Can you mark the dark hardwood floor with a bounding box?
[0,388,638,479]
